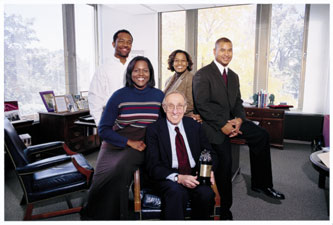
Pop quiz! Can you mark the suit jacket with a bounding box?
[145,116,216,181]
[164,70,195,116]
[192,61,246,145]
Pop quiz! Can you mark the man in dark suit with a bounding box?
[145,90,216,220]
[192,37,285,220]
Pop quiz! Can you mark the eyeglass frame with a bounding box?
[163,103,187,112]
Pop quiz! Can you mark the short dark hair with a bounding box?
[215,37,232,48]
[167,49,193,72]
[113,29,133,43]
[125,56,155,88]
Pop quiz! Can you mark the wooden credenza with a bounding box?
[38,110,100,153]
[244,107,285,149]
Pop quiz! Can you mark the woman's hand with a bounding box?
[127,139,146,151]
[191,114,202,123]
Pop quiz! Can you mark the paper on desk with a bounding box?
[318,152,330,168]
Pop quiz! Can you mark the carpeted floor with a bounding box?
[4,140,329,221]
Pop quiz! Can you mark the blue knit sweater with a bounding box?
[98,86,164,147]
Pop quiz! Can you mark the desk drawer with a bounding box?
[262,110,284,119]
[68,126,85,139]
[245,108,261,118]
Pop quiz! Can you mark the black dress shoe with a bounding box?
[220,210,233,220]
[251,187,285,200]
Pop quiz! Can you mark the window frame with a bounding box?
[63,4,99,94]
[158,4,310,110]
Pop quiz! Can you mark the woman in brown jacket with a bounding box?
[164,49,201,121]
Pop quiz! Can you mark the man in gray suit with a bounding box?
[193,37,285,220]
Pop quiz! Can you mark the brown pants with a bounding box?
[83,141,144,220]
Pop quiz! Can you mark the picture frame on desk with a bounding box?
[65,94,78,112]
[39,91,55,112]
[80,91,88,100]
[54,95,69,113]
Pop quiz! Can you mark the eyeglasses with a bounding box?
[164,104,185,112]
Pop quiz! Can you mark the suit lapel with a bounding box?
[159,118,173,166]
[182,118,199,161]
[210,62,228,92]
[226,69,238,107]
[168,70,189,93]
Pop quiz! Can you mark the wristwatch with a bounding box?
[174,175,179,182]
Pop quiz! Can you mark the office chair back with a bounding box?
[4,118,29,168]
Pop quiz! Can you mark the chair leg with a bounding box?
[23,201,82,220]
[24,203,34,220]
[24,204,82,220]
[134,169,142,219]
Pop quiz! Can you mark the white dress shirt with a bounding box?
[88,55,129,126]
[214,59,229,76]
[166,120,196,181]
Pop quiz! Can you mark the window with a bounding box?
[4,5,65,118]
[268,4,306,108]
[4,4,98,119]
[160,11,186,90]
[197,5,257,102]
[75,4,96,92]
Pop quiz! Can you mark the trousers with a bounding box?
[213,120,273,213]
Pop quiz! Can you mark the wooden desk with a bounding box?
[38,110,99,153]
[244,107,285,149]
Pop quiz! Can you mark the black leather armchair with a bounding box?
[4,118,94,220]
[133,169,221,220]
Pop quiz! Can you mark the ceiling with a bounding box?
[105,4,226,15]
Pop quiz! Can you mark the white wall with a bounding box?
[303,4,330,114]
[98,5,159,86]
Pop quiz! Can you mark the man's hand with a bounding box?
[127,139,146,151]
[221,118,243,138]
[221,123,234,136]
[178,175,199,189]
[227,118,243,137]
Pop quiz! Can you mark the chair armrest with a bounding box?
[71,155,94,184]
[134,169,141,212]
[16,155,72,175]
[211,182,220,220]
[211,182,220,207]
[25,142,77,157]
[25,141,65,155]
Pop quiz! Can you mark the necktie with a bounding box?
[175,127,191,175]
[222,68,228,86]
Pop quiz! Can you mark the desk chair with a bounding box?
[4,118,94,220]
[133,169,221,220]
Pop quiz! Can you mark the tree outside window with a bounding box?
[268,4,306,108]
[4,5,65,118]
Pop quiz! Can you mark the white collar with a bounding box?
[166,119,184,132]
[214,59,228,75]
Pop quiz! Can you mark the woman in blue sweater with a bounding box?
[81,56,164,220]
